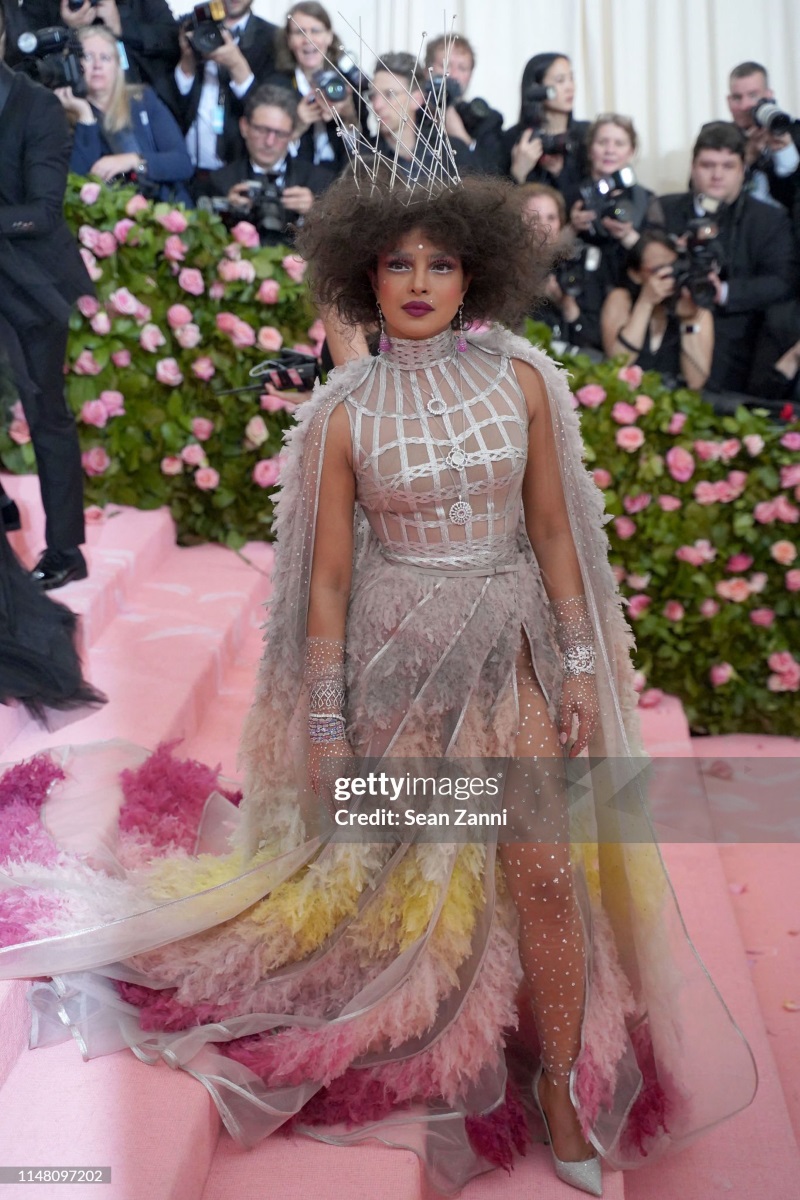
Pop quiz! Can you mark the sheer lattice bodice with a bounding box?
[344,331,528,570]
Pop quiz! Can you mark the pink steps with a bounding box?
[0,497,799,1199]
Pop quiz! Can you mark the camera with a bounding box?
[519,82,556,130]
[554,244,602,298]
[180,0,227,58]
[312,68,348,104]
[16,28,87,96]
[66,0,99,9]
[751,98,793,135]
[580,167,637,224]
[668,201,725,308]
[456,95,502,137]
[199,176,288,245]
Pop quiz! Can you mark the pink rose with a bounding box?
[223,242,242,261]
[576,384,606,408]
[771,539,797,565]
[80,182,101,204]
[639,688,665,708]
[114,218,136,245]
[73,349,102,376]
[768,666,800,692]
[307,317,327,353]
[743,434,764,456]
[77,294,99,318]
[80,399,107,428]
[78,224,100,251]
[615,426,645,452]
[231,319,256,349]
[231,220,260,248]
[779,431,800,451]
[781,463,800,489]
[257,279,281,304]
[768,651,798,674]
[592,468,612,488]
[623,493,651,514]
[178,268,205,295]
[750,608,775,627]
[614,516,637,540]
[167,303,193,329]
[82,447,110,476]
[749,572,768,594]
[155,357,183,386]
[720,438,741,461]
[160,456,183,476]
[658,495,682,511]
[775,495,800,522]
[665,446,695,482]
[627,594,651,619]
[612,565,626,583]
[632,670,647,693]
[139,323,167,353]
[617,364,643,388]
[216,312,239,335]
[786,569,800,592]
[164,235,188,263]
[754,500,778,524]
[134,302,152,325]
[108,287,139,316]
[191,417,214,442]
[112,349,131,368]
[157,209,188,234]
[627,572,651,589]
[634,394,654,415]
[93,231,118,258]
[667,412,687,434]
[84,504,104,523]
[694,439,721,462]
[125,193,149,217]
[175,323,202,349]
[716,578,751,602]
[663,600,684,622]
[181,443,207,467]
[208,281,226,300]
[252,456,283,488]
[245,415,268,447]
[676,540,716,566]
[191,357,216,381]
[9,417,31,445]
[195,467,220,491]
[79,247,102,282]
[282,254,307,283]
[217,259,243,282]
[612,401,638,425]
[726,553,754,573]
[700,599,720,618]
[100,390,125,418]
[710,663,734,688]
[257,325,284,352]
[694,481,720,505]
[90,312,111,335]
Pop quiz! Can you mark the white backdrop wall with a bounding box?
[168,0,800,193]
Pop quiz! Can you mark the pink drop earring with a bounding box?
[456,303,468,353]
[377,303,391,352]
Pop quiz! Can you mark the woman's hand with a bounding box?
[511,130,543,183]
[558,675,600,757]
[674,286,701,320]
[570,198,596,234]
[539,151,565,178]
[54,86,94,123]
[601,215,638,246]
[296,94,319,133]
[640,264,676,307]
[95,0,122,36]
[317,89,357,126]
[89,152,141,181]
[309,738,355,812]
[59,0,95,28]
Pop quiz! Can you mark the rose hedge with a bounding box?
[1,181,798,734]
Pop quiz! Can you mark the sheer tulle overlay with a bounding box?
[0,330,755,1194]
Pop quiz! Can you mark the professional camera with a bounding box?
[66,0,99,9]
[580,167,637,223]
[751,97,793,135]
[554,244,602,298]
[519,82,556,130]
[668,201,726,308]
[180,0,226,58]
[456,95,503,137]
[16,27,87,96]
[199,177,288,244]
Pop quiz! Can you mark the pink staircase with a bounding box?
[0,479,798,1199]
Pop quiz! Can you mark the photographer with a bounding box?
[57,25,192,202]
[501,53,589,194]
[655,122,796,394]
[601,230,714,390]
[520,183,601,349]
[195,84,334,244]
[173,0,277,172]
[0,9,93,589]
[56,0,179,103]
[727,60,800,212]
[423,33,503,175]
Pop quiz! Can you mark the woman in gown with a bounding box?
[0,174,756,1196]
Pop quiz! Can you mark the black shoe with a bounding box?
[30,548,88,591]
[0,496,20,532]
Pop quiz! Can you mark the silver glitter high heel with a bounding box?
[533,1064,603,1196]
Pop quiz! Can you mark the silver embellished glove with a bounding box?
[552,596,600,755]
[304,637,350,795]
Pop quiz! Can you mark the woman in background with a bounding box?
[502,53,590,194]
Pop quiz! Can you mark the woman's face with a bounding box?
[286,8,334,75]
[542,57,574,114]
[523,194,562,244]
[630,241,677,291]
[372,228,470,341]
[589,122,635,177]
[81,34,118,103]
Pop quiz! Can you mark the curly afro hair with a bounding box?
[294,173,551,331]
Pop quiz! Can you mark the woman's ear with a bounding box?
[461,274,473,301]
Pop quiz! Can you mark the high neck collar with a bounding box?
[380,329,457,370]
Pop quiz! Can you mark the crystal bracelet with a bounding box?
[563,645,596,676]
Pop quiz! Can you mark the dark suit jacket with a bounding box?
[169,14,278,166]
[195,154,335,224]
[655,189,796,390]
[0,64,92,328]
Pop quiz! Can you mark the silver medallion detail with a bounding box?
[426,396,447,416]
[449,500,473,525]
[445,447,467,470]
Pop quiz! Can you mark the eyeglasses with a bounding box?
[246,123,293,140]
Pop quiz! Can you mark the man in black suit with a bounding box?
[726,60,800,213]
[655,122,796,394]
[172,0,278,172]
[195,85,335,243]
[0,28,92,588]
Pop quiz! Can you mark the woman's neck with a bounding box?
[543,109,569,134]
